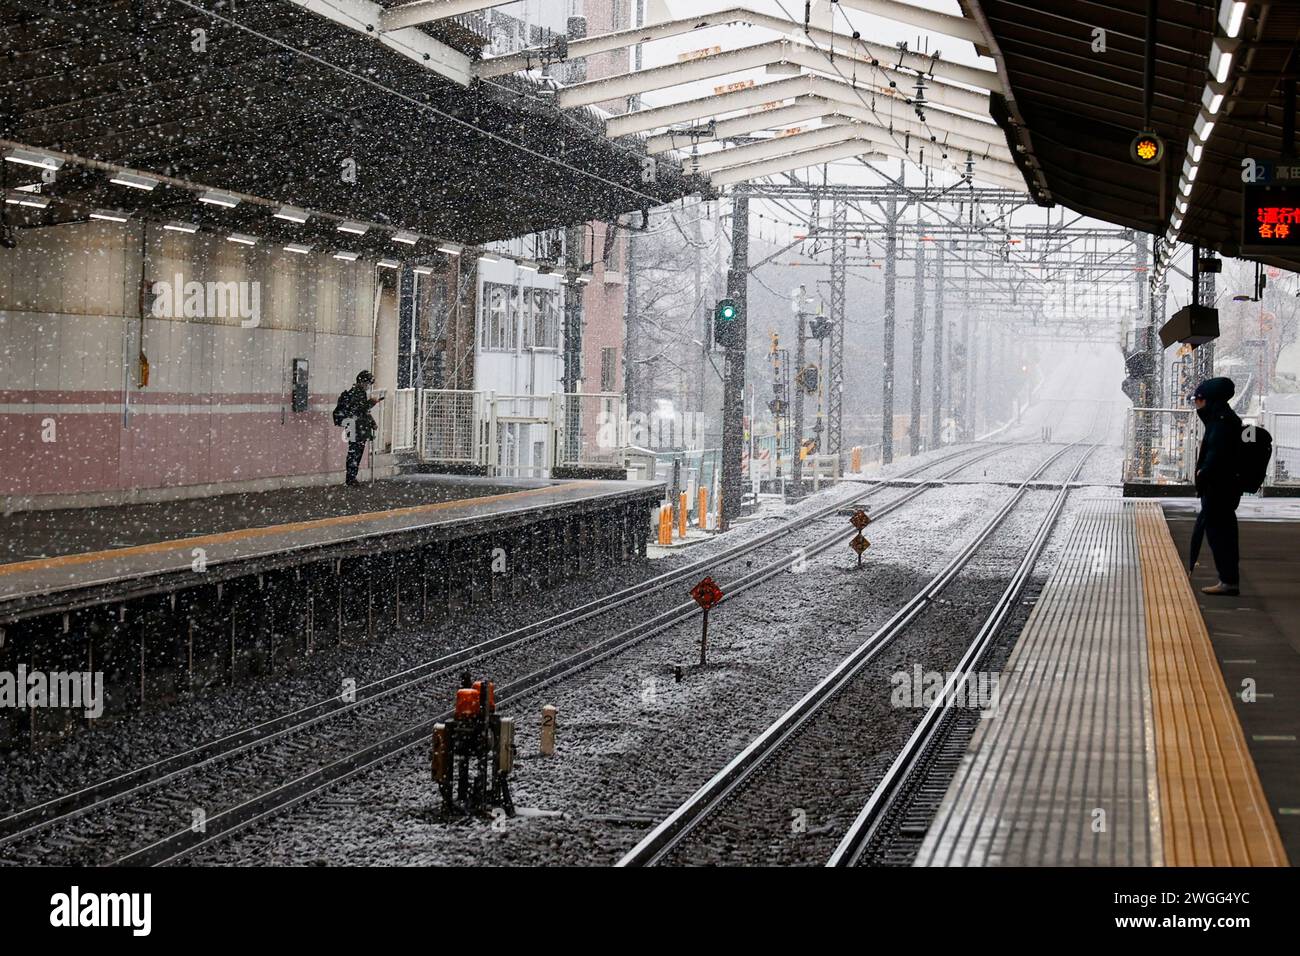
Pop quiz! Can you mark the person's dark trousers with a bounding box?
[345,442,366,486]
[1195,490,1242,586]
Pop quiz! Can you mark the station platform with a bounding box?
[0,475,661,745]
[917,497,1293,867]
[0,475,661,622]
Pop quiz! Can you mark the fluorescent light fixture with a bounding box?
[227,232,257,246]
[273,205,310,223]
[1175,197,1188,215]
[436,242,462,256]
[1218,0,1247,38]
[1209,38,1237,83]
[337,221,368,235]
[198,189,240,208]
[1190,141,1204,163]
[163,221,199,233]
[333,250,360,262]
[412,265,435,275]
[5,193,50,209]
[391,231,419,245]
[1186,164,1199,183]
[109,171,158,191]
[1202,85,1225,115]
[576,274,591,284]
[1193,112,1216,142]
[283,243,312,254]
[3,148,64,170]
[518,261,538,272]
[1171,214,1183,230]
[377,258,400,269]
[90,209,130,222]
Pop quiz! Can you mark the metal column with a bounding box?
[881,190,898,464]
[792,310,807,496]
[721,186,750,531]
[563,222,584,464]
[931,240,946,447]
[910,233,927,456]
[827,198,847,469]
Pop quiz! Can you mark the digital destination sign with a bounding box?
[1242,183,1300,250]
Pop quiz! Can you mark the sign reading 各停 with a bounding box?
[1241,183,1300,251]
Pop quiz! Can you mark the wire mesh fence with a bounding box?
[1267,411,1300,486]
[559,392,625,467]
[419,389,481,464]
[391,388,416,452]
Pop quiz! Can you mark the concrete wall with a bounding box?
[0,220,394,510]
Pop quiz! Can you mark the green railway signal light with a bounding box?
[713,297,742,348]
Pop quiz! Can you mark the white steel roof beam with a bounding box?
[839,122,1023,187]
[819,100,1011,163]
[709,140,883,188]
[556,39,996,111]
[291,0,473,85]
[605,74,818,138]
[834,0,984,45]
[644,99,831,153]
[644,94,1009,164]
[481,8,999,92]
[688,124,865,174]
[381,0,510,33]
[604,69,990,138]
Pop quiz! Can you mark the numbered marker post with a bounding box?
[540,704,557,756]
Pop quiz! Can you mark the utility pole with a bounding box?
[792,309,807,497]
[625,218,638,418]
[910,232,927,456]
[1196,252,1216,383]
[982,316,994,432]
[563,222,584,464]
[882,187,898,463]
[720,186,750,531]
[827,198,847,470]
[691,206,706,416]
[931,240,946,447]
[957,263,971,441]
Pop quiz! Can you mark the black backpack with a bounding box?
[332,390,350,427]
[1239,423,1273,493]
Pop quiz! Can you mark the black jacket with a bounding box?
[339,384,379,443]
[1195,377,1241,497]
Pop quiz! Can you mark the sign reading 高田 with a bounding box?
[1241,182,1300,252]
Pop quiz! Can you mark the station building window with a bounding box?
[479,280,560,352]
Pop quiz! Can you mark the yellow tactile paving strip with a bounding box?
[1136,501,1288,866]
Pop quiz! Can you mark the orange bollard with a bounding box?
[850,446,863,473]
[657,505,672,545]
[698,488,708,529]
[678,492,688,539]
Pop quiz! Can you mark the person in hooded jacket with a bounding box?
[1192,376,1243,595]
[337,370,383,486]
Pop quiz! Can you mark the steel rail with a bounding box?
[0,442,1008,852]
[615,426,1099,867]
[827,432,1105,866]
[111,440,1027,866]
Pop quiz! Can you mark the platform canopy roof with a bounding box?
[429,0,1026,193]
[0,0,696,249]
[956,0,1300,276]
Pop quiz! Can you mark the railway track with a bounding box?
[615,422,1105,867]
[0,439,1022,865]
